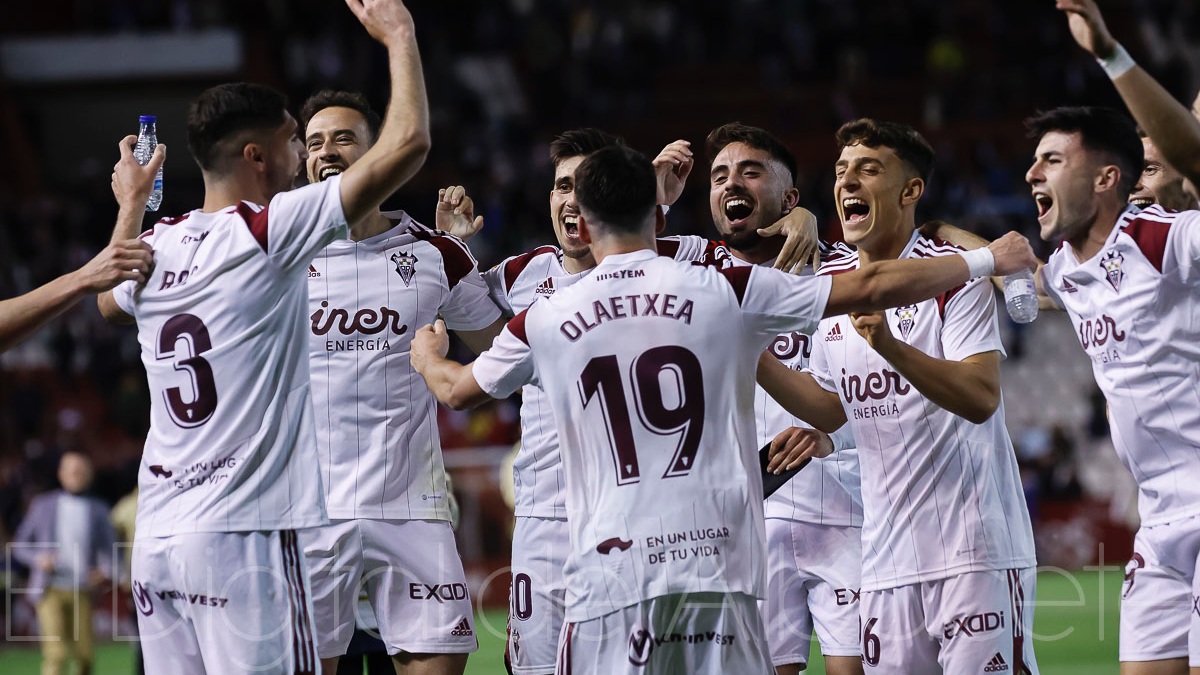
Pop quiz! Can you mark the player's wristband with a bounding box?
[1098,43,1136,80]
[959,248,995,279]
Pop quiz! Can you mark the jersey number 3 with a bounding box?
[156,314,219,428]
[577,346,704,485]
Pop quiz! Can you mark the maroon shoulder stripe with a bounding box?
[654,237,681,259]
[1122,215,1172,273]
[507,309,531,345]
[503,246,559,292]
[234,202,270,253]
[717,266,752,304]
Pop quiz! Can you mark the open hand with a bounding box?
[1056,0,1118,59]
[653,140,693,207]
[761,207,819,275]
[436,185,484,239]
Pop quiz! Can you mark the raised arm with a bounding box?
[825,231,1037,317]
[97,136,164,324]
[921,220,1061,310]
[1058,0,1200,185]
[338,0,431,225]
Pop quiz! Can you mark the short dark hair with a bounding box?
[549,128,625,166]
[574,146,657,234]
[705,122,798,186]
[299,89,382,143]
[187,83,289,171]
[1025,106,1143,197]
[835,119,935,183]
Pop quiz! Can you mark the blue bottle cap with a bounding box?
[139,115,157,124]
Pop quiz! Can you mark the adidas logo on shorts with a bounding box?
[984,652,1008,672]
[450,618,473,637]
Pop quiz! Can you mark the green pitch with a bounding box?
[0,570,1124,674]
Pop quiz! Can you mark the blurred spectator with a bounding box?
[12,452,115,675]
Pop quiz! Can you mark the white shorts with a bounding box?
[1119,515,1200,664]
[556,592,772,675]
[859,568,1038,675]
[508,516,569,675]
[132,529,317,675]
[301,519,477,658]
[763,518,861,667]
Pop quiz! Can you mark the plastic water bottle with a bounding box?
[1003,269,1039,324]
[135,115,163,211]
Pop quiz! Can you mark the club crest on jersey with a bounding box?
[894,304,918,340]
[390,250,418,286]
[1100,250,1124,292]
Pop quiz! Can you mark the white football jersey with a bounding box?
[482,235,730,519]
[307,212,501,520]
[741,242,864,527]
[1041,205,1200,527]
[807,232,1036,592]
[111,177,348,537]
[473,249,830,621]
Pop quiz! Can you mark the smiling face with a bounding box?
[708,142,798,253]
[1130,137,1197,211]
[833,142,921,254]
[549,155,595,267]
[1025,131,1107,243]
[305,106,372,184]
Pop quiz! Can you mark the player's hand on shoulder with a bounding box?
[112,135,165,213]
[850,311,896,354]
[436,185,484,240]
[653,139,693,207]
[767,427,833,474]
[761,207,819,275]
[75,239,155,292]
[1056,0,1117,59]
[987,231,1038,276]
[410,319,450,374]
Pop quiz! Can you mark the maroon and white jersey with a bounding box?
[482,235,730,519]
[307,212,500,520]
[473,249,830,621]
[1041,205,1200,527]
[743,242,864,527]
[111,177,348,537]
[807,232,1035,592]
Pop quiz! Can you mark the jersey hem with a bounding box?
[136,516,329,538]
[763,514,863,528]
[325,509,451,521]
[1137,506,1200,529]
[860,557,1037,592]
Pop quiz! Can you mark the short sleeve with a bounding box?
[472,315,537,398]
[440,269,503,331]
[733,267,832,338]
[255,175,349,271]
[803,320,839,395]
[940,277,1006,362]
[1037,261,1063,309]
[110,229,161,316]
[1166,212,1200,284]
[481,262,515,316]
